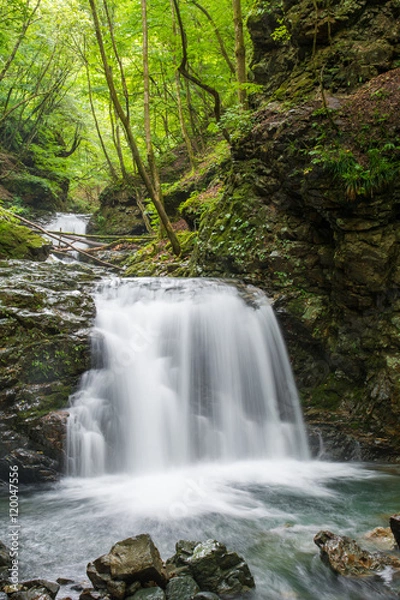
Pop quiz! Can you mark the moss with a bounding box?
[0,214,50,260]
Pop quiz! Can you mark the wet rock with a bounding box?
[80,588,110,600]
[0,260,98,484]
[0,541,11,582]
[0,542,11,568]
[88,535,168,593]
[363,527,395,551]
[132,589,165,600]
[314,530,400,577]
[167,540,254,597]
[389,515,400,550]
[193,593,220,600]
[0,213,51,261]
[166,576,199,600]
[21,580,60,599]
[8,580,60,600]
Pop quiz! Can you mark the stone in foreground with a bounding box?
[166,576,199,600]
[314,530,400,577]
[389,514,400,550]
[87,535,167,593]
[167,540,254,597]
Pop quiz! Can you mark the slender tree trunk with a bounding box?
[0,0,42,84]
[141,0,161,196]
[109,101,129,179]
[232,0,247,108]
[85,54,118,181]
[172,0,224,126]
[170,0,196,168]
[192,1,236,76]
[88,0,180,256]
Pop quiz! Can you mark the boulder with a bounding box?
[389,515,400,550]
[87,535,167,594]
[0,541,11,581]
[8,580,60,600]
[363,527,395,551]
[167,540,254,597]
[314,530,400,578]
[166,576,199,600]
[79,588,110,600]
[132,589,165,600]
[193,593,220,600]
[21,581,60,599]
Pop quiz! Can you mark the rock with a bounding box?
[124,582,141,598]
[10,580,59,600]
[314,530,400,577]
[167,540,254,597]
[132,589,165,600]
[389,515,400,550]
[363,527,395,551]
[0,541,11,579]
[0,259,97,485]
[88,535,167,592]
[21,580,60,599]
[0,214,51,261]
[166,576,199,600]
[106,581,127,600]
[79,588,110,600]
[193,593,220,600]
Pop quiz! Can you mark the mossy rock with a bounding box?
[4,172,65,211]
[0,217,50,260]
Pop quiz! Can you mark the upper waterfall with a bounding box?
[67,278,310,476]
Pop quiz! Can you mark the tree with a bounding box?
[232,0,247,108]
[87,0,181,255]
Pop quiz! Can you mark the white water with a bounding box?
[44,212,89,259]
[67,278,310,476]
[4,277,400,599]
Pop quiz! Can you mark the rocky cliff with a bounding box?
[0,260,98,483]
[189,0,400,459]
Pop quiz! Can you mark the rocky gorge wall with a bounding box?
[189,0,400,459]
[0,260,98,483]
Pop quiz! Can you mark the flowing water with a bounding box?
[42,212,90,259]
[2,277,400,599]
[66,278,309,476]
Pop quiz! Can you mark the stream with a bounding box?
[1,220,400,600]
[2,461,400,599]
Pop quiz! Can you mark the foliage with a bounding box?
[308,142,400,200]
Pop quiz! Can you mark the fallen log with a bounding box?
[1,208,123,271]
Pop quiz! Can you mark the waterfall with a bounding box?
[45,213,89,259]
[67,278,310,477]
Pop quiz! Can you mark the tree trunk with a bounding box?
[88,0,180,256]
[232,0,247,108]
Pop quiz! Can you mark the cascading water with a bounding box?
[67,278,309,476]
[44,212,89,259]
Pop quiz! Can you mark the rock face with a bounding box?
[314,530,400,577]
[167,540,255,597]
[86,537,254,600]
[247,0,400,98]
[189,0,400,460]
[0,260,97,483]
[87,535,168,593]
[88,180,148,237]
[0,211,50,261]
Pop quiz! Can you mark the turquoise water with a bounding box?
[2,459,399,600]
